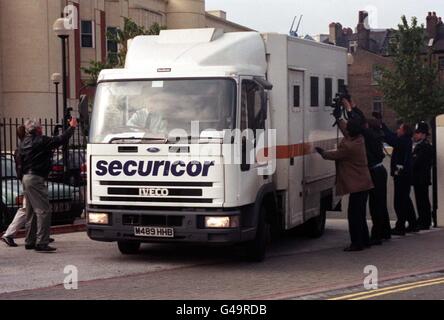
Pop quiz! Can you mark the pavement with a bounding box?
[1,217,443,300]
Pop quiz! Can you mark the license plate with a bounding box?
[134,226,174,238]
[52,202,71,213]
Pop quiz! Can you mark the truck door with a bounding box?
[287,70,305,227]
[237,78,270,207]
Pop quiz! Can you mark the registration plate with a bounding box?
[134,226,174,238]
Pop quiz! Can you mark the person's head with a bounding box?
[346,119,363,138]
[396,122,413,138]
[341,94,353,109]
[16,125,26,141]
[24,119,42,136]
[413,121,430,142]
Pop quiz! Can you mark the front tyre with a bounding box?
[244,206,269,262]
[117,241,141,255]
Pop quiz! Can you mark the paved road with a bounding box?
[0,218,443,300]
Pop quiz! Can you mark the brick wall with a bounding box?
[348,48,399,129]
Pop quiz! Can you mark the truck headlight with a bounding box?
[205,216,239,229]
[88,213,109,225]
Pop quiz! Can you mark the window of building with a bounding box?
[373,97,383,114]
[310,77,319,107]
[107,27,119,65]
[81,20,94,48]
[372,65,383,85]
[293,85,300,107]
[324,78,333,106]
[439,56,444,70]
[338,79,345,94]
[241,80,266,132]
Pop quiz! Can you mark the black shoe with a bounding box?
[391,228,406,236]
[49,238,55,243]
[25,244,36,250]
[35,244,57,252]
[1,236,18,247]
[344,245,364,252]
[369,239,383,246]
[383,235,392,240]
[406,227,419,233]
[418,225,430,231]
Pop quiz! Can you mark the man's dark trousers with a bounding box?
[348,191,370,248]
[414,183,432,228]
[394,175,417,231]
[369,166,392,240]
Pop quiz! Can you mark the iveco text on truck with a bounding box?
[86,28,347,261]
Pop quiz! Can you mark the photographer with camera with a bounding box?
[341,100,392,245]
[376,114,418,236]
[315,93,374,252]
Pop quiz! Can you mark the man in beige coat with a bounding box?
[316,118,374,251]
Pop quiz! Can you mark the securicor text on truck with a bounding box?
[86,28,347,261]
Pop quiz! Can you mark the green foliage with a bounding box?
[81,60,113,87]
[82,18,165,87]
[107,18,165,68]
[377,16,444,124]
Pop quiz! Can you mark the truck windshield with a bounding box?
[89,79,236,143]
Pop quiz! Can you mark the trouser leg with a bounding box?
[23,180,37,246]
[3,205,27,238]
[23,175,51,246]
[393,177,406,231]
[348,191,370,247]
[370,167,391,239]
[414,184,432,228]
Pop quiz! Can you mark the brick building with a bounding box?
[323,10,444,129]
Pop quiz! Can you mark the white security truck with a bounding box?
[86,29,347,261]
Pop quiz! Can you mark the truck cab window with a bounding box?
[241,80,266,133]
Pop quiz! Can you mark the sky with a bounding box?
[205,0,442,35]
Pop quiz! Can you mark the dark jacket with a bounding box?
[412,139,434,185]
[381,124,413,179]
[347,108,385,168]
[20,127,75,179]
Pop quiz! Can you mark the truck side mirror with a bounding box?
[78,95,90,137]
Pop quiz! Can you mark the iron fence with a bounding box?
[0,118,87,231]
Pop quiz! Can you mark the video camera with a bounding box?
[330,85,351,127]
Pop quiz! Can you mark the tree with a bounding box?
[377,16,444,124]
[82,18,164,86]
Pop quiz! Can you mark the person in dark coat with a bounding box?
[381,121,418,235]
[344,103,391,244]
[21,118,77,252]
[412,122,434,230]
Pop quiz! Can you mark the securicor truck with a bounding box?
[86,28,347,261]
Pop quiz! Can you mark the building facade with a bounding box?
[0,0,252,120]
[323,10,444,129]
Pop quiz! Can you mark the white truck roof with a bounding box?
[98,28,267,81]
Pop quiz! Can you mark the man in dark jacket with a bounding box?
[344,103,391,243]
[21,118,77,252]
[381,121,418,235]
[412,122,434,230]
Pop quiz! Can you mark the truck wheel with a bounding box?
[304,202,327,238]
[117,241,141,255]
[244,206,269,262]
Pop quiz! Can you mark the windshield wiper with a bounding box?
[109,137,168,144]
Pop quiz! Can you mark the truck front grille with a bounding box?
[122,214,184,227]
